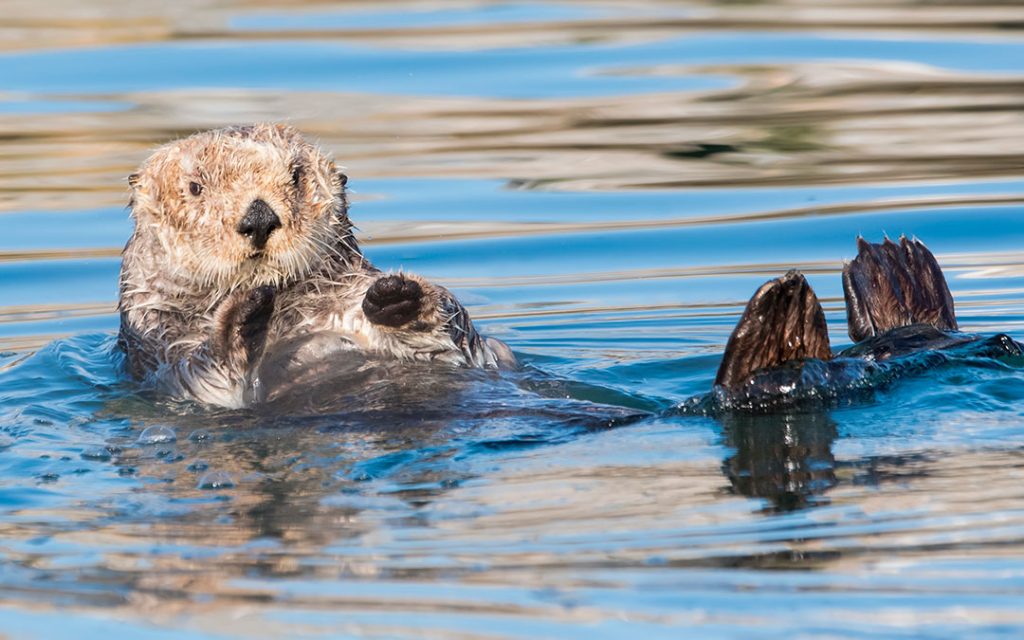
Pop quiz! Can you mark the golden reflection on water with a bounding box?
[0,2,1023,213]
[3,0,1024,55]
[6,414,1024,635]
[3,73,1023,213]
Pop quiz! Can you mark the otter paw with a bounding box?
[236,286,276,355]
[363,275,423,328]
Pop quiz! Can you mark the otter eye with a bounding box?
[188,181,203,197]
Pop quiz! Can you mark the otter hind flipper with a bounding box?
[842,236,957,343]
[715,271,832,389]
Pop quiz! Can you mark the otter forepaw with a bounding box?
[237,286,276,355]
[215,285,276,359]
[363,275,423,328]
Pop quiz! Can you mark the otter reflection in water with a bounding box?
[720,412,838,512]
[694,236,1021,511]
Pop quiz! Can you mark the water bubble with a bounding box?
[137,425,176,445]
[188,429,211,442]
[80,447,113,461]
[197,471,234,490]
[117,467,137,477]
[36,473,59,484]
[188,460,209,472]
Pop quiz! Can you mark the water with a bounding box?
[2,1,1024,637]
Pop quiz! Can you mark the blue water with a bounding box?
[2,1,1024,638]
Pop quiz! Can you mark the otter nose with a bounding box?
[237,199,282,250]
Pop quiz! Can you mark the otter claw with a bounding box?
[363,275,423,328]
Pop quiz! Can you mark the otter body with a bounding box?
[119,124,513,408]
[119,125,1011,413]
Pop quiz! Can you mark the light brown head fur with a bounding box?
[128,123,353,291]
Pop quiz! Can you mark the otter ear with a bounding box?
[335,169,348,191]
[127,173,140,188]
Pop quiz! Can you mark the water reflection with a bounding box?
[721,412,837,512]
[3,333,1024,635]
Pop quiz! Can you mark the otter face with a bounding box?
[128,123,350,289]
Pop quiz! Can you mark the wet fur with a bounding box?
[715,270,832,389]
[715,237,968,393]
[843,236,957,342]
[119,124,514,408]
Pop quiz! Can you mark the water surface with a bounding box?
[2,1,1024,637]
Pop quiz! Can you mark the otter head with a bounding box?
[128,123,353,289]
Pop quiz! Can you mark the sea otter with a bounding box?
[690,235,1023,413]
[119,124,514,408]
[119,125,1016,412]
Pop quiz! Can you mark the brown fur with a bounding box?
[843,236,957,342]
[119,124,514,408]
[715,271,832,389]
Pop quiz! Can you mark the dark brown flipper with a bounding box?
[715,271,833,389]
[842,236,957,343]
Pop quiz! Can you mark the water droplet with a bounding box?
[36,473,59,484]
[137,425,176,445]
[118,467,137,477]
[188,460,209,472]
[197,471,234,490]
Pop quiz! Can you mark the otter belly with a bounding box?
[252,332,369,405]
